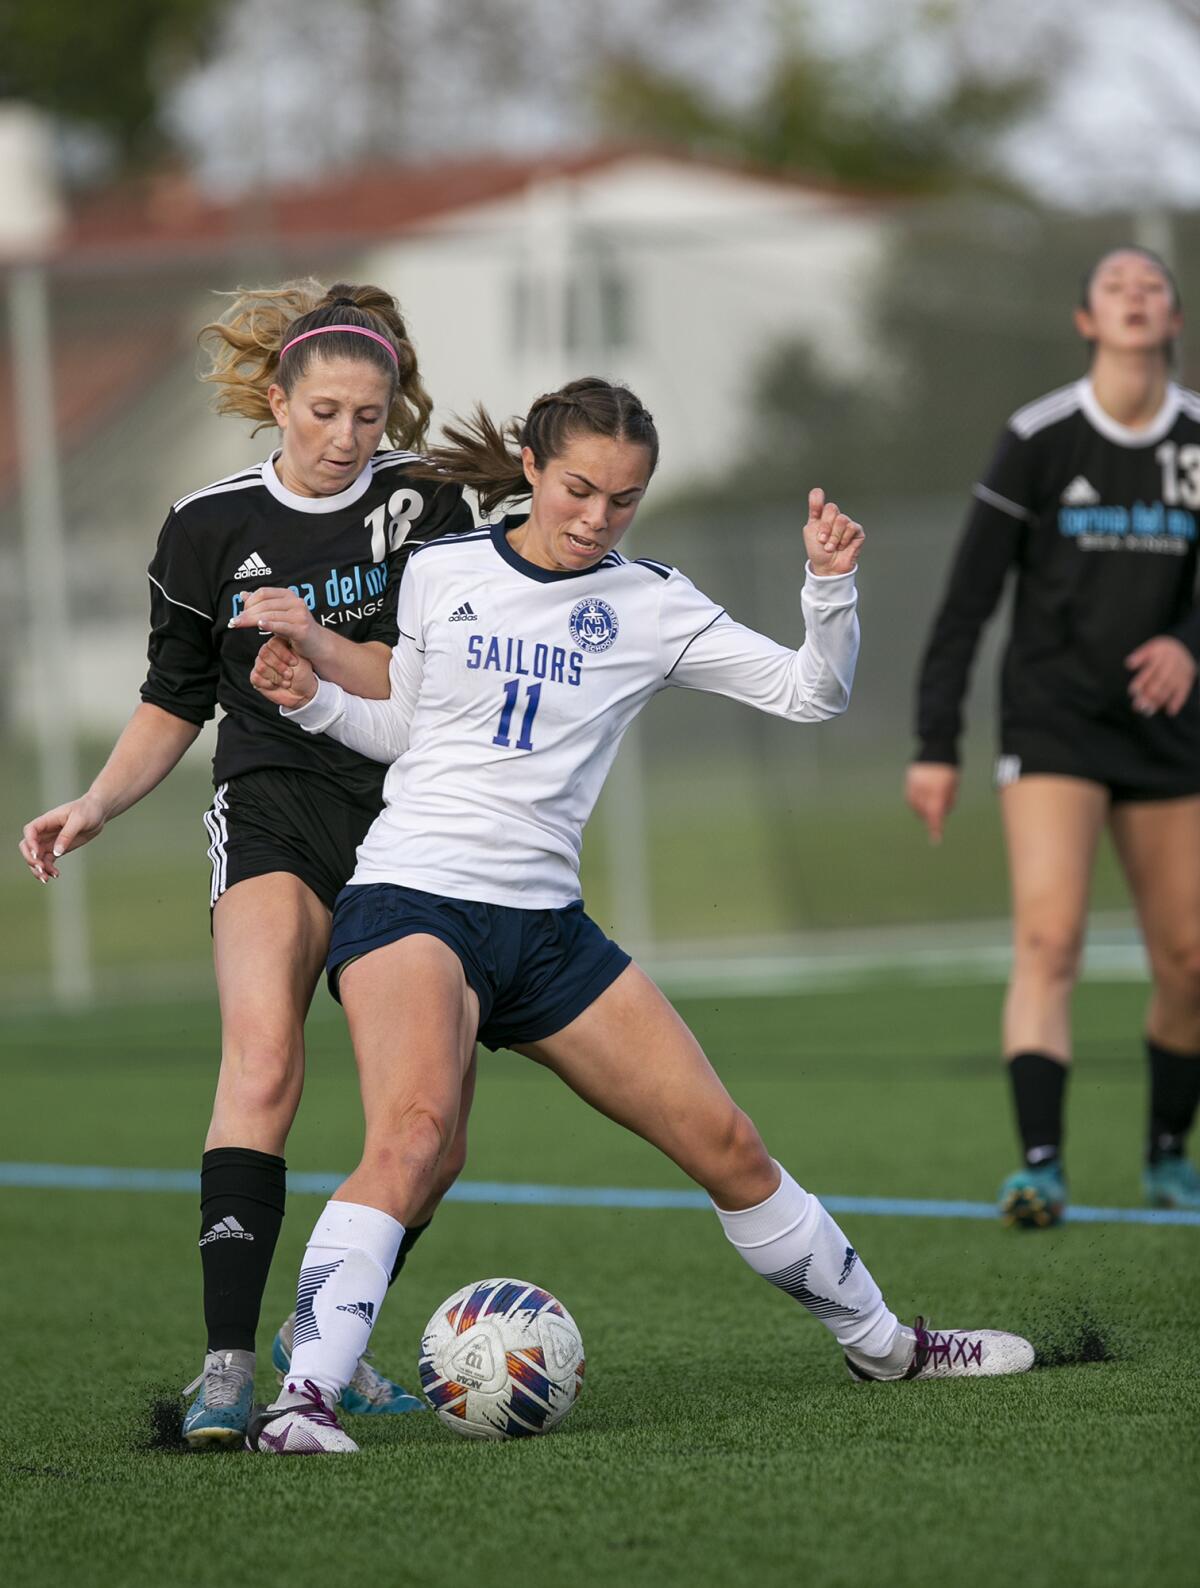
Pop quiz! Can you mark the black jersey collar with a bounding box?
[490,516,615,583]
[261,450,377,514]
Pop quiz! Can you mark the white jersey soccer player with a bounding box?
[246,379,1035,1454]
[282,519,860,906]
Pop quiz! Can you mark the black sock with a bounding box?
[1007,1051,1068,1167]
[199,1147,287,1352]
[1146,1038,1200,1163]
[389,1220,430,1287]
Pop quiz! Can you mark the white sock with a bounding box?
[713,1163,900,1357]
[285,1200,404,1403]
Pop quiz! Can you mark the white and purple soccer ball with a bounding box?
[418,1277,585,1439]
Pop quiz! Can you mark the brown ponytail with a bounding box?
[418,377,659,517]
[198,278,433,448]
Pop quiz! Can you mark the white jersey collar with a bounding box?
[1078,377,1180,448]
[260,450,376,513]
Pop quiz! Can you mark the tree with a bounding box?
[0,0,232,169]
[594,3,1056,196]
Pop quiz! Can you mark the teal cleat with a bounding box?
[1144,1155,1200,1210]
[998,1162,1066,1229]
[272,1312,425,1416]
[181,1349,256,1449]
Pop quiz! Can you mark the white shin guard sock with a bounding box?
[714,1163,899,1357]
[287,1200,405,1402]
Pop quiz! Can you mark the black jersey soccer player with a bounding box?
[908,246,1200,1226]
[18,279,473,1444]
[242,378,1035,1454]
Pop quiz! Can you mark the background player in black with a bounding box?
[19,279,473,1444]
[907,247,1200,1225]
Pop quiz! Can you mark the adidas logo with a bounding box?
[335,1300,376,1325]
[233,551,273,580]
[199,1215,255,1246]
[838,1246,859,1286]
[1060,475,1099,506]
[448,601,478,622]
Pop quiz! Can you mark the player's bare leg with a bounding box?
[1001,776,1108,1060]
[271,1049,477,1415]
[335,935,479,1219]
[516,964,1033,1381]
[209,873,328,1150]
[1111,795,1200,1208]
[250,936,477,1453]
[997,777,1108,1226]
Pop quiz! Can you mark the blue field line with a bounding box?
[1,1161,1198,1226]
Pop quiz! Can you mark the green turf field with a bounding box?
[2,977,1197,1588]
[0,734,1136,993]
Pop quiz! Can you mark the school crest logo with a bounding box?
[569,597,619,653]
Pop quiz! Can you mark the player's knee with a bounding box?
[717,1107,773,1189]
[434,1130,468,1197]
[218,1044,303,1121]
[1156,940,1200,1006]
[1015,922,1083,985]
[363,1101,453,1187]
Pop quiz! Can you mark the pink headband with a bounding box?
[277,324,399,365]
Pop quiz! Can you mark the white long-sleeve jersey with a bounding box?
[284,522,860,910]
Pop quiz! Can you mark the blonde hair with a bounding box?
[199,278,433,448]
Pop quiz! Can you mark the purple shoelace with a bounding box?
[285,1378,342,1427]
[912,1317,983,1371]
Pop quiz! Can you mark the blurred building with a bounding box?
[0,147,886,730]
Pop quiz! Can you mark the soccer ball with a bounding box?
[418,1277,585,1440]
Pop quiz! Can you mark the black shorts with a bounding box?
[996,721,1200,804]
[203,769,379,912]
[326,882,632,1052]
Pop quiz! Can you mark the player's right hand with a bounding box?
[905,762,959,845]
[19,794,109,882]
[230,587,322,656]
[251,636,318,710]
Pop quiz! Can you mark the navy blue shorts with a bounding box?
[326,883,631,1052]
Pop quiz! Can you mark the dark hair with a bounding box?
[199,278,433,448]
[415,377,659,517]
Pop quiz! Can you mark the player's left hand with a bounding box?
[251,636,318,710]
[229,587,321,655]
[803,488,865,576]
[1125,635,1197,717]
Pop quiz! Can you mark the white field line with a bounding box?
[0,918,1148,1011]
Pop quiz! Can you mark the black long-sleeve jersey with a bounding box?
[916,378,1200,766]
[140,450,472,805]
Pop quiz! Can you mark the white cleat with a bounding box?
[246,1378,360,1454]
[845,1316,1035,1381]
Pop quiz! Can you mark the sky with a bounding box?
[168,0,1200,211]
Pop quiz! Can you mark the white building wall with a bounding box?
[7,156,889,731]
[360,156,887,491]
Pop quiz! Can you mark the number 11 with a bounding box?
[492,680,542,751]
